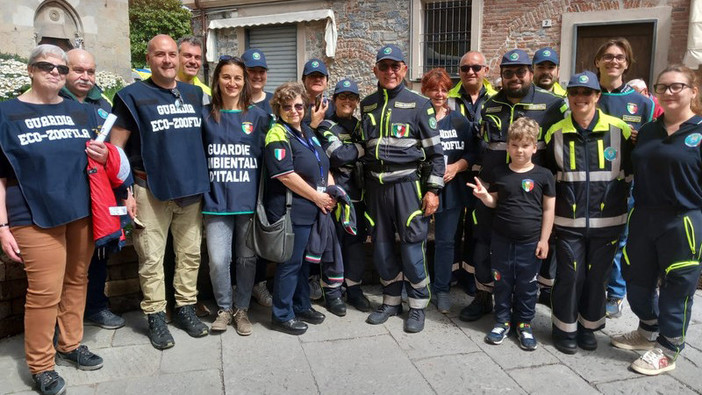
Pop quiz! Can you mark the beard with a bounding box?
[506,84,530,99]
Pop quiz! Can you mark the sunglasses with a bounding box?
[336,93,358,101]
[171,88,184,109]
[568,88,597,97]
[32,61,69,75]
[501,68,528,79]
[219,55,243,62]
[460,64,485,73]
[282,103,304,112]
[377,62,402,72]
[653,83,691,94]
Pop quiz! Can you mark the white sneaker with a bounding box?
[631,348,675,375]
[210,309,232,332]
[611,330,656,351]
[252,281,273,307]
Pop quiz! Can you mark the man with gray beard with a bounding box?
[459,49,567,323]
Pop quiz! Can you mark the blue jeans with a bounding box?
[433,206,463,294]
[205,214,257,311]
[272,225,313,322]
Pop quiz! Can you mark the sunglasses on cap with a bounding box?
[32,61,69,75]
[460,64,485,73]
[282,103,305,112]
[218,55,243,62]
[501,68,529,79]
[568,88,597,97]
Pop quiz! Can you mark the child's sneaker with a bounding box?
[631,348,676,375]
[485,322,510,345]
[516,322,538,351]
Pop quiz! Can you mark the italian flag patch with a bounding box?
[274,148,286,161]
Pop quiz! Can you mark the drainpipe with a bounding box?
[194,0,209,85]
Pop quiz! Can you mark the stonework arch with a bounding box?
[34,0,84,50]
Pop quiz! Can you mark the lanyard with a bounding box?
[282,123,326,186]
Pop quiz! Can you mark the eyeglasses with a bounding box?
[282,103,304,112]
[377,62,402,72]
[653,83,691,94]
[601,54,627,63]
[568,88,597,97]
[336,93,358,101]
[460,64,485,73]
[171,88,184,109]
[501,68,528,79]
[32,61,69,75]
[219,55,242,63]
[72,67,95,76]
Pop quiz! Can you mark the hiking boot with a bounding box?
[346,287,371,312]
[631,348,676,375]
[173,304,209,338]
[210,309,233,332]
[147,312,174,350]
[459,290,493,322]
[605,297,624,318]
[84,309,126,330]
[517,323,537,351]
[611,329,656,351]
[309,275,323,300]
[33,370,66,395]
[233,309,253,336]
[56,344,103,371]
[325,297,347,317]
[252,281,273,307]
[404,308,425,333]
[434,292,451,313]
[366,304,403,325]
[485,322,511,345]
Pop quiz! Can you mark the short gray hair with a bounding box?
[28,44,67,65]
[177,36,202,51]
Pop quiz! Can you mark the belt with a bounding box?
[133,170,148,188]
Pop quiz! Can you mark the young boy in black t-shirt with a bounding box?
[468,117,555,351]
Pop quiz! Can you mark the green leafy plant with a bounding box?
[129,0,193,68]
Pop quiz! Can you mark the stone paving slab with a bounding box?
[160,325,222,374]
[302,334,434,394]
[96,369,222,395]
[669,340,702,391]
[414,352,525,394]
[508,364,599,395]
[55,344,161,386]
[596,374,700,394]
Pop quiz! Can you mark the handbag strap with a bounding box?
[258,161,292,211]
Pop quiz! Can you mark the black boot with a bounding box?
[459,290,493,322]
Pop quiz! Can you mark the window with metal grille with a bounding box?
[422,0,472,77]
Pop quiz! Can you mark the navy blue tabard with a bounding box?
[252,91,274,117]
[599,86,654,131]
[202,106,271,214]
[112,80,209,201]
[437,111,478,212]
[0,99,96,228]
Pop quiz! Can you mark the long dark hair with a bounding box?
[210,57,252,122]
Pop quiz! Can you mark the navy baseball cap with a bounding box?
[500,49,531,67]
[302,58,329,77]
[533,47,559,65]
[242,48,268,69]
[567,71,600,91]
[334,78,359,96]
[376,44,405,63]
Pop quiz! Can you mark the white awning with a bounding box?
[684,0,702,69]
[205,9,337,62]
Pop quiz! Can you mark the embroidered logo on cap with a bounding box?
[522,179,534,192]
[252,52,261,60]
[543,50,551,56]
[509,52,519,61]
[384,47,392,54]
[311,60,319,68]
[343,80,351,87]
[578,75,589,83]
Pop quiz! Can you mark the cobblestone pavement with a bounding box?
[2,287,701,394]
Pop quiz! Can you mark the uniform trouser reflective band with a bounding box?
[408,297,430,309]
[554,213,628,228]
[345,278,362,286]
[426,175,444,187]
[370,169,417,183]
[406,210,423,227]
[472,209,478,225]
[409,277,430,289]
[322,279,343,288]
[637,325,659,341]
[367,137,419,148]
[476,281,494,292]
[422,135,441,148]
[379,271,403,286]
[556,169,625,182]
[552,314,578,333]
[452,262,460,272]
[364,212,375,227]
[462,261,475,272]
[383,295,402,305]
[684,215,697,256]
[665,261,700,275]
[415,181,422,200]
[537,275,554,287]
[487,142,507,150]
[579,315,606,330]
